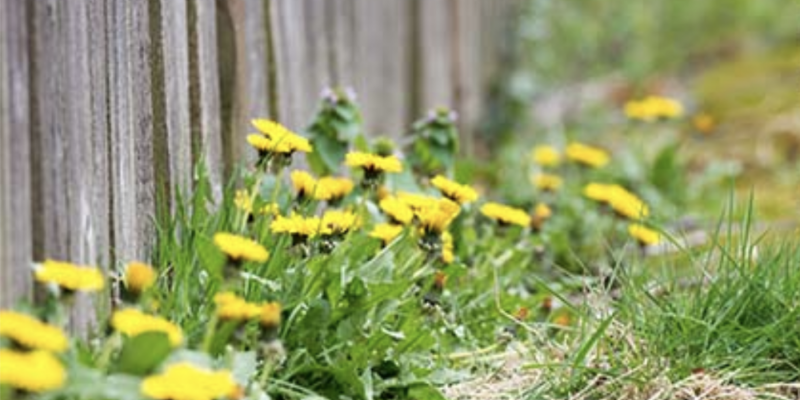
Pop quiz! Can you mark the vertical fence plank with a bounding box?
[108,1,156,264]
[30,0,70,267]
[193,0,223,200]
[352,0,412,139]
[87,0,111,275]
[60,0,103,331]
[159,0,193,200]
[0,0,32,307]
[223,0,271,167]
[326,0,355,87]
[414,0,454,114]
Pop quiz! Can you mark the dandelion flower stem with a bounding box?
[201,313,219,354]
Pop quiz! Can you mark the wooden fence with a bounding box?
[0,0,520,326]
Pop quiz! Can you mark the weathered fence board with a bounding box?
[0,0,33,307]
[0,0,522,310]
[192,0,224,200]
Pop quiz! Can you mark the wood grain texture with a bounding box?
[226,0,270,167]
[159,0,193,200]
[107,1,155,263]
[415,0,454,114]
[193,0,223,200]
[0,0,33,307]
[352,0,412,139]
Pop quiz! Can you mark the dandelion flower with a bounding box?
[534,203,552,220]
[124,262,157,294]
[0,349,66,393]
[480,202,530,227]
[270,214,321,238]
[213,233,269,263]
[532,173,563,191]
[290,170,326,200]
[379,196,414,225]
[625,96,683,121]
[213,292,261,321]
[417,198,461,234]
[584,183,649,219]
[250,119,312,154]
[566,143,609,168]
[35,259,105,292]
[396,192,437,213]
[320,210,361,236]
[316,176,354,202]
[430,175,478,204]
[628,224,660,246]
[111,308,184,347]
[0,310,68,352]
[259,302,281,328]
[345,152,402,186]
[531,145,561,167]
[370,223,404,246]
[141,362,237,400]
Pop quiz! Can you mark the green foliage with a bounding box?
[306,87,363,176]
[406,107,459,178]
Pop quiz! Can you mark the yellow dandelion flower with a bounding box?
[0,349,66,393]
[111,309,184,347]
[532,173,563,191]
[566,143,609,168]
[534,203,552,220]
[625,96,683,121]
[320,210,361,236]
[430,175,479,204]
[260,302,281,328]
[370,223,404,245]
[316,176,354,202]
[531,145,561,167]
[270,214,321,237]
[141,362,238,400]
[480,202,530,227]
[693,113,715,135]
[213,233,269,263]
[379,196,414,225]
[442,231,454,264]
[584,183,649,219]
[376,185,391,201]
[583,183,619,203]
[35,259,105,292]
[0,310,68,352]
[344,152,403,173]
[250,119,312,154]
[628,224,661,246]
[213,292,261,321]
[290,170,326,199]
[417,198,461,234]
[610,190,649,220]
[125,262,157,293]
[396,192,438,213]
[233,189,253,214]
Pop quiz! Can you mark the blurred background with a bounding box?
[485,0,800,221]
